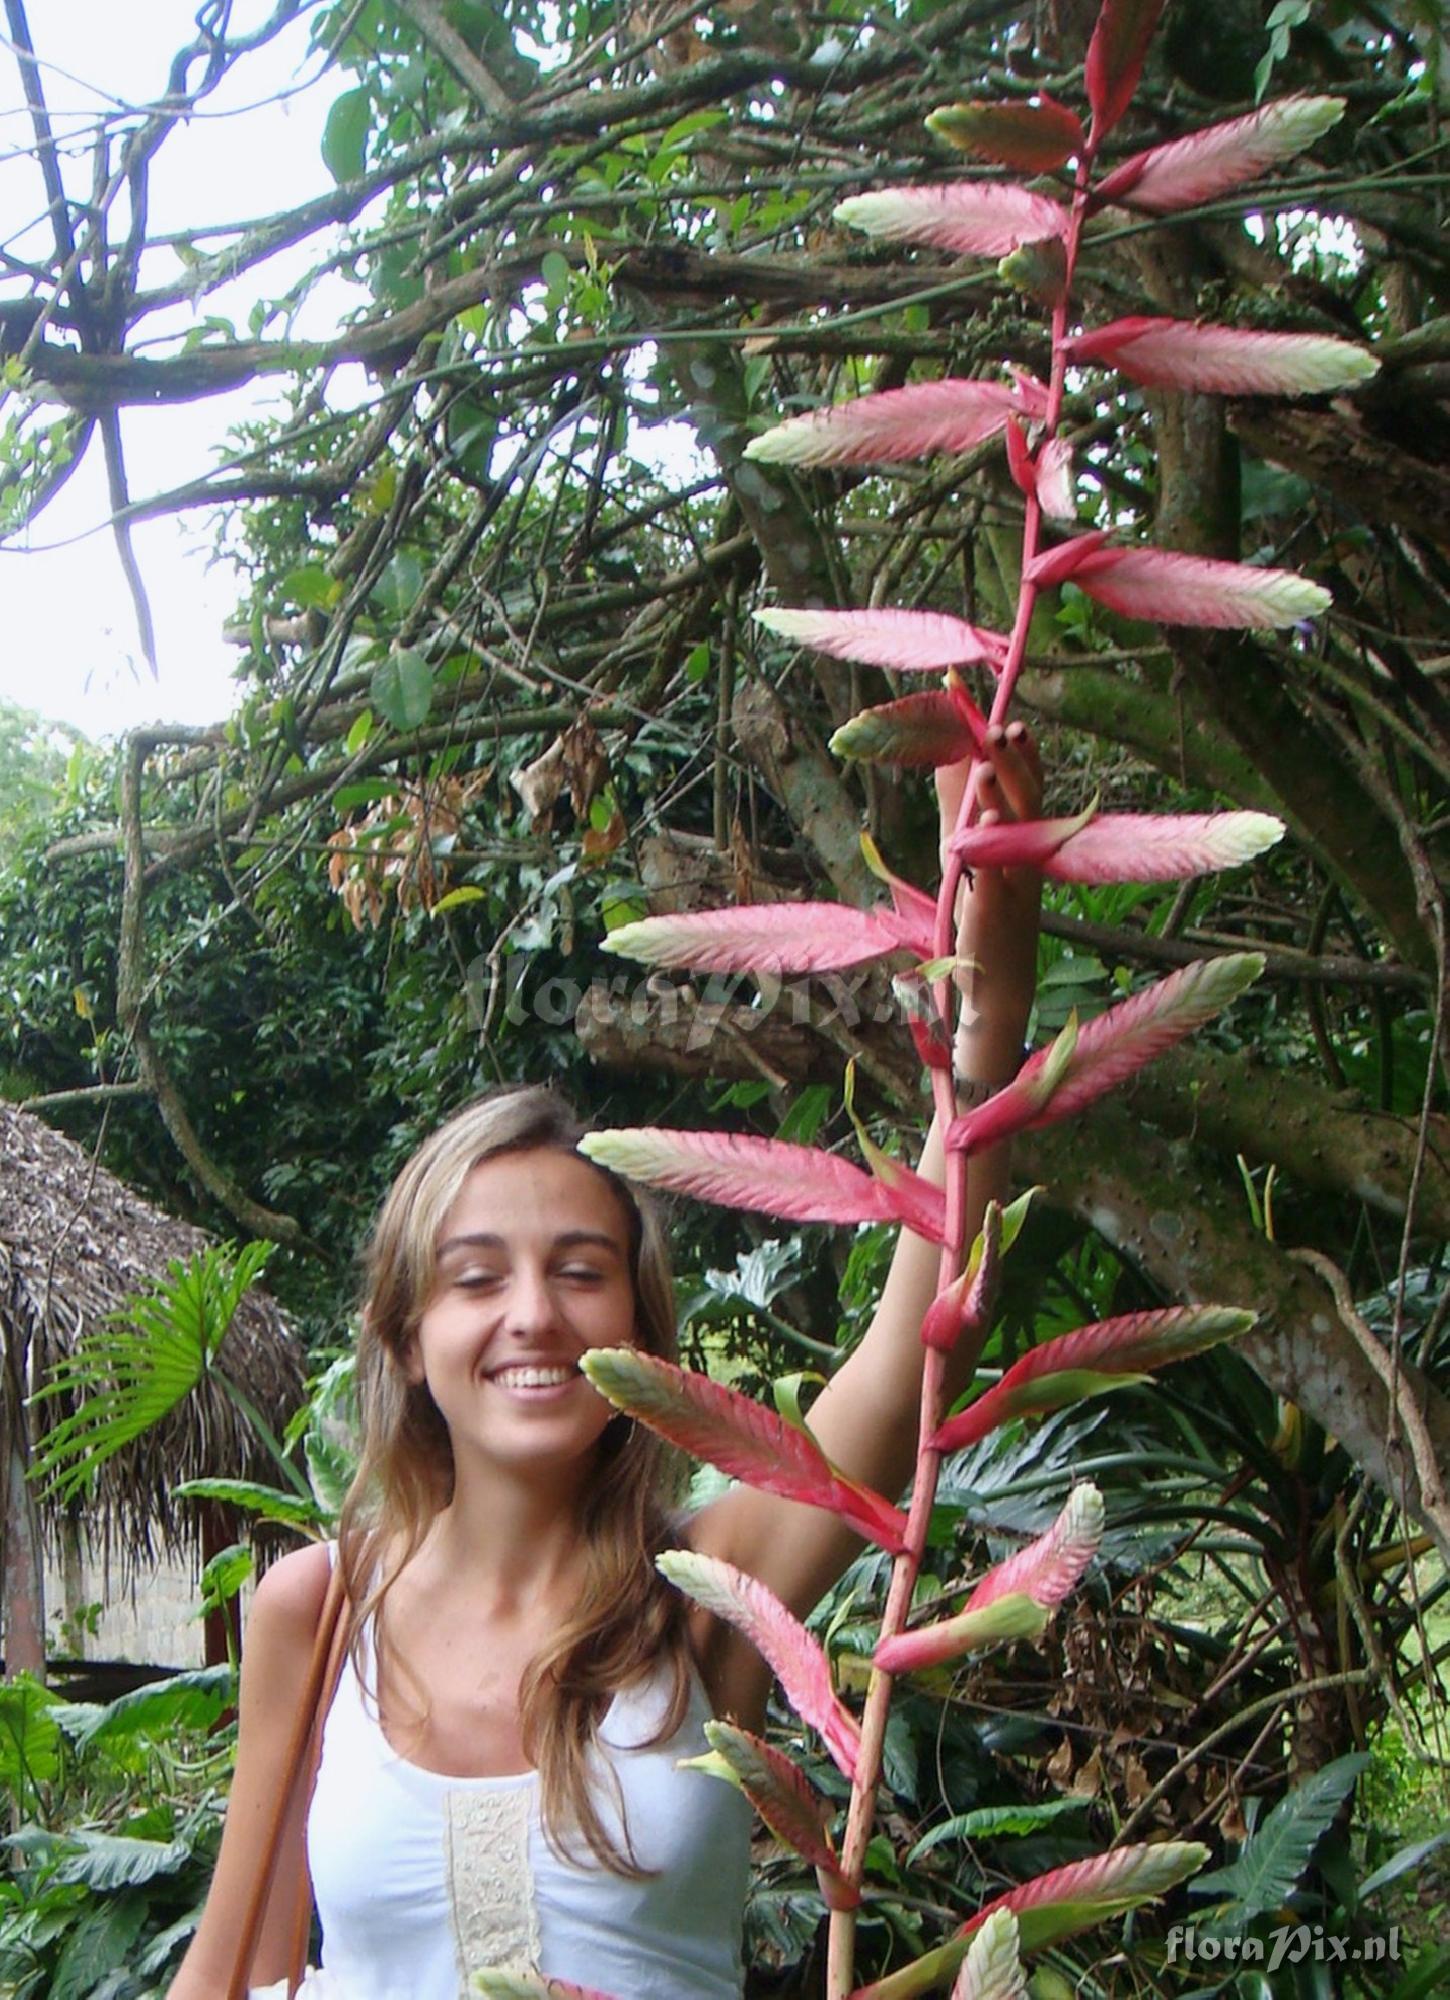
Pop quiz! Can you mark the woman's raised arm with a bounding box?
[167,1541,333,2000]
[688,724,1042,1634]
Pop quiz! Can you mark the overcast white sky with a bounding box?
[0,3,345,738]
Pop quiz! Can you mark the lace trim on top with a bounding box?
[444,1783,541,1982]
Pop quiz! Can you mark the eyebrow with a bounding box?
[435,1230,626,1260]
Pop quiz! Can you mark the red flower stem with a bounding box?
[825,158,1097,2000]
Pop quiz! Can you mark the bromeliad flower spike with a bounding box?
[580,0,1363,1989]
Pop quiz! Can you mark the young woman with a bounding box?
[168,729,1041,2000]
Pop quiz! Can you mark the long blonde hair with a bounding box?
[338,1084,692,1874]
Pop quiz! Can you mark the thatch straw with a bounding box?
[1,1102,307,1574]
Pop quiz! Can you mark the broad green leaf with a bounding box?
[0,1675,63,1794]
[321,86,370,184]
[344,708,373,754]
[174,1476,323,1529]
[71,1666,234,1753]
[29,1242,274,1502]
[333,778,394,812]
[50,1892,149,2000]
[1191,1751,1370,1920]
[906,1799,1085,1865]
[52,1830,193,1889]
[1359,1829,1450,1901]
[432,885,488,914]
[370,648,434,731]
[283,564,340,609]
[198,1539,254,1615]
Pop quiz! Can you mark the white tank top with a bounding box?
[307,1614,752,2000]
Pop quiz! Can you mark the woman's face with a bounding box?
[405,1146,637,1475]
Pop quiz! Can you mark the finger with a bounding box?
[970,757,1001,812]
[983,725,1040,822]
[1005,719,1043,786]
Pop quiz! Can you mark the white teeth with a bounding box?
[491,1366,576,1389]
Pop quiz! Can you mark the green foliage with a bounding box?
[1192,1753,1371,1927]
[0,1669,234,1997]
[30,1241,277,1501]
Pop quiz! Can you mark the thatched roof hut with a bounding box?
[1,1102,307,1670]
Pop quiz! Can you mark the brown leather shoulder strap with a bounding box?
[284,1575,352,1986]
[227,1553,348,2000]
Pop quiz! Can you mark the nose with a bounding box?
[502,1262,558,1337]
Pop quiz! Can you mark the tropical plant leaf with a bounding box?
[601,900,928,975]
[1066,317,1378,395]
[579,1129,947,1244]
[854,1842,1209,1998]
[580,1349,907,1551]
[29,1240,275,1502]
[693,1719,853,1901]
[874,1591,1048,1673]
[744,377,1042,469]
[950,1908,1027,2000]
[934,1305,1253,1452]
[49,1894,150,2000]
[1190,1752,1370,1919]
[1358,1830,1450,1902]
[67,1664,234,1753]
[1025,536,1332,627]
[299,1352,360,1518]
[1095,96,1345,211]
[1084,0,1166,141]
[656,1550,862,1778]
[831,691,980,767]
[835,183,1068,255]
[927,97,1083,170]
[906,1799,1086,1864]
[946,954,1265,1157]
[755,606,1008,671]
[173,1476,326,1530]
[0,1674,63,1796]
[950,809,1285,882]
[52,1830,194,1889]
[966,1483,1104,1611]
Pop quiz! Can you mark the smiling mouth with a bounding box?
[488,1365,579,1390]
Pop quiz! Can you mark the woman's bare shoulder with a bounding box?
[248,1541,333,1648]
